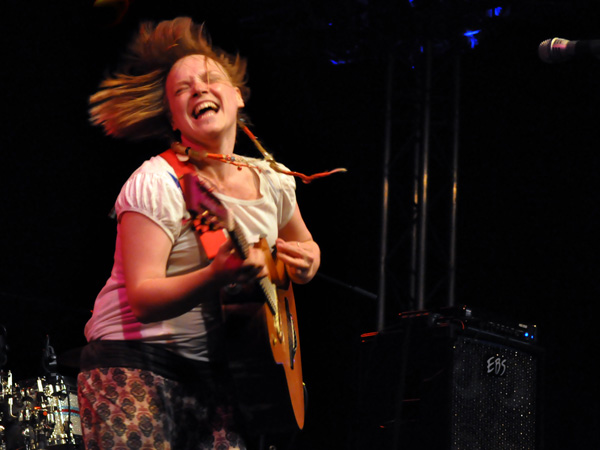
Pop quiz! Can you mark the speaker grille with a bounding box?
[450,336,537,449]
[352,325,541,449]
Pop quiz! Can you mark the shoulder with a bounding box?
[133,154,177,178]
[120,155,180,193]
[115,155,186,224]
[245,157,297,226]
[247,157,296,192]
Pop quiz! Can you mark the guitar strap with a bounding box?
[159,149,227,259]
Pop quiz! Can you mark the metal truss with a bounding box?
[377,39,463,330]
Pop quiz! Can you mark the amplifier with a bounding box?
[397,305,539,344]
[353,306,542,449]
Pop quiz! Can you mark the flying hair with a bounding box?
[91,17,347,182]
[89,17,249,141]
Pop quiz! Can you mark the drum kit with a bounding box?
[1,328,83,450]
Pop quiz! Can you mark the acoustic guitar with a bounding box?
[183,173,305,434]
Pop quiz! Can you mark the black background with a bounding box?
[2,1,600,448]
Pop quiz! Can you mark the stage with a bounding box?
[2,1,600,448]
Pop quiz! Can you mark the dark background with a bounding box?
[2,0,600,448]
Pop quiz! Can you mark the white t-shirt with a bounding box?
[84,154,296,361]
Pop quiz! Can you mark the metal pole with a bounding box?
[417,40,432,311]
[377,51,394,331]
[409,126,421,306]
[448,51,461,307]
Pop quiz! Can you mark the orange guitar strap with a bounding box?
[159,149,227,259]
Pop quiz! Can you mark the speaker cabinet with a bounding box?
[353,318,542,449]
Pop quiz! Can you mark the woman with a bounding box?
[78,17,320,450]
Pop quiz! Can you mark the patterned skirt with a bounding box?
[77,342,249,450]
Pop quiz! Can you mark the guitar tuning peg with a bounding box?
[200,210,210,225]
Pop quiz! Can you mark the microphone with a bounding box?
[41,334,58,379]
[539,38,600,63]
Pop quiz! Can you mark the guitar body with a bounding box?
[222,273,304,434]
[264,282,304,428]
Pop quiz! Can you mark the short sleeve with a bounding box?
[276,169,297,229]
[114,167,187,243]
[254,159,297,229]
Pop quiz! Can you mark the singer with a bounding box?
[77,17,323,450]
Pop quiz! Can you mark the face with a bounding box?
[166,54,244,147]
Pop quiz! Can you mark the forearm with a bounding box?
[276,237,320,285]
[288,239,320,284]
[276,205,321,285]
[127,264,223,323]
[121,212,237,323]
[124,226,266,323]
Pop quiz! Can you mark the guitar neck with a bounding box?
[228,224,281,318]
[228,222,251,260]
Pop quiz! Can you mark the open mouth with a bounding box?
[192,101,219,119]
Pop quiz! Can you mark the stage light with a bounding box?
[486,6,510,18]
[464,29,481,49]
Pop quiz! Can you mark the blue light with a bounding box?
[330,59,347,65]
[524,332,529,337]
[485,6,510,18]
[408,0,416,7]
[486,7,505,18]
[464,29,481,49]
[464,30,481,37]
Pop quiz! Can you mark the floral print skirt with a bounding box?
[77,367,247,450]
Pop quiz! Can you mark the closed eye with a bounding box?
[173,83,190,95]
[202,71,230,85]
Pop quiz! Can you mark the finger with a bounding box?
[235,265,267,284]
[223,251,244,272]
[277,250,311,268]
[218,238,236,253]
[276,239,304,258]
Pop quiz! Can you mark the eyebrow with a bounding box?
[170,63,232,92]
[173,71,222,85]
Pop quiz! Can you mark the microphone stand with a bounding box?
[41,336,77,448]
[315,272,378,301]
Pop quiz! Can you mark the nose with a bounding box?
[192,78,209,96]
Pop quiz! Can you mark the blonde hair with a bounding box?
[89,17,249,141]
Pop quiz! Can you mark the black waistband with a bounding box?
[80,340,221,383]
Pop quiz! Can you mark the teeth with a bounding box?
[193,101,218,119]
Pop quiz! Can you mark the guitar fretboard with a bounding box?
[229,222,278,318]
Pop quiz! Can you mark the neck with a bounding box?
[181,125,237,155]
[170,144,238,183]
[196,156,240,182]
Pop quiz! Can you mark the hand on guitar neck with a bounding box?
[209,238,269,287]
